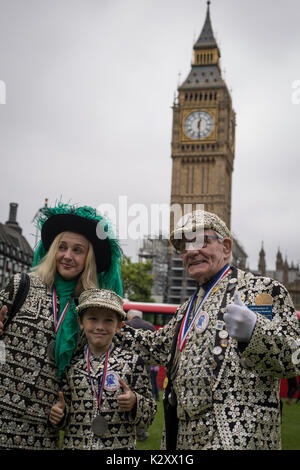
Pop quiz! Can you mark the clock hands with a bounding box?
[197,118,202,137]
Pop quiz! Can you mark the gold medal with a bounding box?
[91,415,108,436]
[255,293,273,305]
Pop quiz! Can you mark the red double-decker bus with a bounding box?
[122,300,178,329]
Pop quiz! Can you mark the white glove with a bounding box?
[224,291,257,342]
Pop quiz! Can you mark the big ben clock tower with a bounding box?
[170,1,235,233]
[166,2,239,304]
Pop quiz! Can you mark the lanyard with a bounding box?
[178,264,231,351]
[51,287,71,334]
[86,346,109,412]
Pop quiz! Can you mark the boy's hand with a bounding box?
[0,306,7,336]
[49,391,66,425]
[117,378,136,411]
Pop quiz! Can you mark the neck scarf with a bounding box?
[53,274,79,379]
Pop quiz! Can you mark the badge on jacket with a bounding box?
[104,371,120,391]
[194,311,209,333]
[247,293,273,320]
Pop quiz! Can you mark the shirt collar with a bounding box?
[200,264,230,292]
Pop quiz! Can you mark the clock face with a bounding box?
[184,111,214,139]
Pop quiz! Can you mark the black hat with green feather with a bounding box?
[32,201,123,295]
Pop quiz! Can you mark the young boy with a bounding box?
[49,289,157,450]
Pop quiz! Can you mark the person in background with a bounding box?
[286,313,300,404]
[150,366,160,401]
[286,377,300,404]
[126,309,156,332]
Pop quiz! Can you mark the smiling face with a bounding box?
[180,229,232,284]
[79,308,124,356]
[55,231,89,281]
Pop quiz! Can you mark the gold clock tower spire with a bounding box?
[170,1,235,232]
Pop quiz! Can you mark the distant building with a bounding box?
[256,244,300,310]
[165,3,244,304]
[166,251,197,304]
[0,203,34,288]
[140,2,296,309]
[138,235,169,302]
[232,237,247,271]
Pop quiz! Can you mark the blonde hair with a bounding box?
[33,232,99,295]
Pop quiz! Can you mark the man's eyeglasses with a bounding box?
[173,234,224,255]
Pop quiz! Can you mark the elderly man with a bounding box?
[116,210,300,450]
[126,309,156,333]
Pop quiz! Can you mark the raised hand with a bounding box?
[117,378,137,411]
[49,391,66,425]
[224,291,257,342]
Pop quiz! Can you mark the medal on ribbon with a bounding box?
[86,346,110,437]
[52,287,71,334]
[91,414,108,436]
[48,287,72,361]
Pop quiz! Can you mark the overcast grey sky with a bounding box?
[0,0,299,270]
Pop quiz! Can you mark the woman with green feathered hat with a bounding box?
[0,201,123,450]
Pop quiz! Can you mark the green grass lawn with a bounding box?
[136,393,164,450]
[59,394,300,450]
[137,394,300,450]
[281,399,300,450]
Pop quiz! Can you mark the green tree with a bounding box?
[121,255,154,302]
